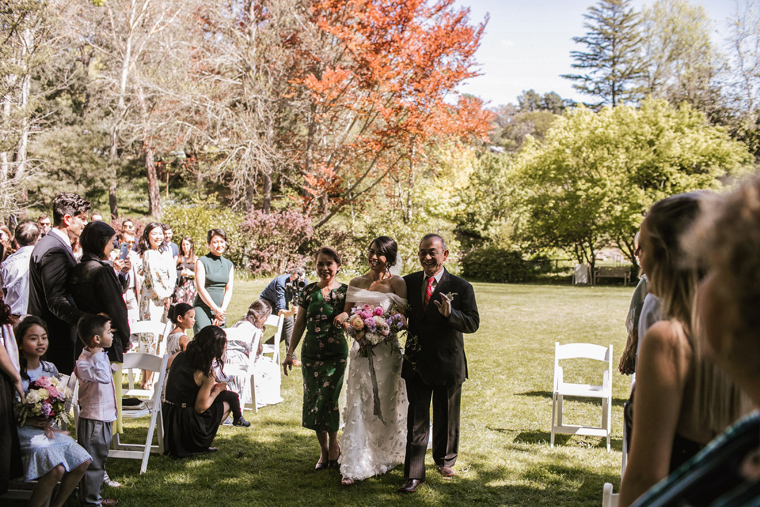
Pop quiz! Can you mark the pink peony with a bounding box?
[35,376,52,388]
[373,307,383,316]
[47,385,59,399]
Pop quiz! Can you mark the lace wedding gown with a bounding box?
[339,287,409,481]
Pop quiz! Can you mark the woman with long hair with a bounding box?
[618,193,749,506]
[175,236,197,305]
[162,325,248,457]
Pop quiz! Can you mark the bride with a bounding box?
[333,236,408,485]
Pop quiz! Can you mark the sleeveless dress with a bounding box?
[193,253,233,332]
[162,352,224,457]
[338,287,409,482]
[17,362,91,480]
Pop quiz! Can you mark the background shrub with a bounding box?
[462,246,534,283]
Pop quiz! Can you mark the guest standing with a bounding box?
[175,236,197,305]
[260,267,307,366]
[138,222,175,325]
[193,229,234,332]
[36,214,51,238]
[1,220,41,315]
[69,221,132,435]
[0,296,22,495]
[28,192,91,375]
[283,247,348,471]
[618,193,749,507]
[74,314,119,507]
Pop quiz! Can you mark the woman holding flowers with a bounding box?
[14,316,91,507]
[332,236,408,486]
[283,246,348,472]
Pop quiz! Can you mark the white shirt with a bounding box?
[0,245,34,314]
[49,227,72,250]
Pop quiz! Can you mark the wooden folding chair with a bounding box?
[109,352,169,474]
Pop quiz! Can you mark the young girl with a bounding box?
[166,303,195,357]
[15,316,92,507]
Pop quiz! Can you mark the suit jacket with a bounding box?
[402,268,479,386]
[28,231,85,372]
[69,253,131,363]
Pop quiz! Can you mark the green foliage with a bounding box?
[563,0,647,107]
[516,99,752,265]
[461,246,535,283]
[456,152,525,249]
[162,198,247,268]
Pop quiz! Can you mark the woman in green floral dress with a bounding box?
[283,246,347,471]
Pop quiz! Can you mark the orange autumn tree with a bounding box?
[294,0,492,227]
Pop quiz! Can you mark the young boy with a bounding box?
[75,314,119,507]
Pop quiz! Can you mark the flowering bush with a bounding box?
[241,209,314,276]
[17,376,74,428]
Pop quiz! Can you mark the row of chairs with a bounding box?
[2,315,285,504]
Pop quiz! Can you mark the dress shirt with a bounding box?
[421,268,444,301]
[0,245,34,314]
[49,227,72,250]
[75,348,118,422]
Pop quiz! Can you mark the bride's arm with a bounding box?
[333,277,361,327]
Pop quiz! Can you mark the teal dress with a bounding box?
[193,253,233,332]
[297,282,348,432]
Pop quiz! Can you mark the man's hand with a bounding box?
[121,257,132,273]
[113,258,125,272]
[434,293,452,318]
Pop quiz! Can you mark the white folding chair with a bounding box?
[261,314,284,367]
[602,482,619,507]
[551,342,613,451]
[61,373,80,425]
[157,319,174,356]
[109,352,169,474]
[224,327,262,413]
[127,320,168,386]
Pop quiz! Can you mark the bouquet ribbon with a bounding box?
[366,347,386,424]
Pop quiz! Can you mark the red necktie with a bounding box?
[424,276,435,309]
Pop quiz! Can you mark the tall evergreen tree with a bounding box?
[563,0,646,107]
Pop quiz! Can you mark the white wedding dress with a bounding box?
[339,286,409,481]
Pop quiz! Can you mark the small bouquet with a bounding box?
[346,304,406,353]
[17,376,74,429]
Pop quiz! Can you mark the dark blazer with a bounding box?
[69,253,131,363]
[402,268,479,386]
[28,231,86,373]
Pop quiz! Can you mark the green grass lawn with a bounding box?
[22,281,635,506]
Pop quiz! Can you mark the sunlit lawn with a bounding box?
[18,280,635,506]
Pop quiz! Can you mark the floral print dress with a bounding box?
[297,282,348,432]
[138,249,175,353]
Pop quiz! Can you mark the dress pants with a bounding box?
[78,418,113,507]
[403,371,462,480]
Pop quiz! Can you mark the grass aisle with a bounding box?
[41,281,634,507]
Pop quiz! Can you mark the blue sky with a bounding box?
[456,0,738,107]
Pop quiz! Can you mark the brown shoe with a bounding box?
[397,479,425,493]
[437,465,455,477]
[102,499,119,507]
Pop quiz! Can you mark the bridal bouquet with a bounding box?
[17,375,74,428]
[346,304,405,352]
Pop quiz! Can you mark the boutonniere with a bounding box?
[443,292,458,302]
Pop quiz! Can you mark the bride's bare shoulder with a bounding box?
[389,275,407,296]
[349,275,371,289]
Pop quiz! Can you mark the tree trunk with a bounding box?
[145,145,161,219]
[262,171,272,213]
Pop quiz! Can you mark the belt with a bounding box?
[163,400,189,408]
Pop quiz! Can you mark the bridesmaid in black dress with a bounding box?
[162,326,248,457]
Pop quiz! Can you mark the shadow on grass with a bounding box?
[517,390,627,407]
[510,431,624,452]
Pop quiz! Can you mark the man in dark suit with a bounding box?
[398,234,480,493]
[28,192,91,374]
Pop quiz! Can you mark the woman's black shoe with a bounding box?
[233,416,251,427]
[315,461,329,471]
